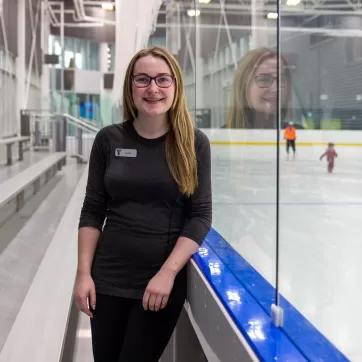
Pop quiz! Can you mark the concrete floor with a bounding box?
[0,157,84,352]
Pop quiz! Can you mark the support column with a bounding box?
[195,14,204,111]
[99,42,109,74]
[60,1,64,113]
[100,42,113,126]
[17,0,26,136]
[41,0,50,112]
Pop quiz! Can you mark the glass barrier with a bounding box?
[163,0,359,360]
[168,0,280,316]
[278,6,361,361]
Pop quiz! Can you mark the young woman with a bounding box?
[226,47,291,129]
[74,46,212,362]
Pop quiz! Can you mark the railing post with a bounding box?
[52,115,66,152]
[34,120,41,148]
[77,127,83,164]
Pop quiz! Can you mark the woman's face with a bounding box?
[248,57,288,115]
[132,55,175,119]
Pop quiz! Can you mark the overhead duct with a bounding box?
[73,0,82,20]
[74,0,116,25]
[112,0,163,104]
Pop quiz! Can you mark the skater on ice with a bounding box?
[284,121,296,159]
[320,143,338,173]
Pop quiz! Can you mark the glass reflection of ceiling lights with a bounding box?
[187,9,201,16]
[102,2,114,11]
[226,290,242,305]
[247,320,266,341]
[208,262,221,276]
[198,0,211,3]
[198,247,209,257]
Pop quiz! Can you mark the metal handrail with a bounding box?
[61,113,100,133]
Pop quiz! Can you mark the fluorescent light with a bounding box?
[102,2,114,10]
[187,9,200,16]
[198,0,211,3]
[75,22,104,27]
[286,0,300,5]
[267,12,278,19]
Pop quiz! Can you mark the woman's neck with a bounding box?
[133,114,169,139]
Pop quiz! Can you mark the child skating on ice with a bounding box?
[320,143,338,173]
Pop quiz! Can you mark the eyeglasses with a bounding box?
[254,74,288,89]
[132,74,174,88]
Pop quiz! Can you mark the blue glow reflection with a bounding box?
[208,262,221,276]
[226,290,242,305]
[247,319,266,341]
[198,247,209,257]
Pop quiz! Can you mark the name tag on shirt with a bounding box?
[115,149,137,157]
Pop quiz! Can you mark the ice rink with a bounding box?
[211,145,362,361]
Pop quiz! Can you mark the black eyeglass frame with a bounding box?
[131,74,175,88]
[254,74,288,89]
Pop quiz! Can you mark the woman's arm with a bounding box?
[160,236,199,277]
[77,227,101,277]
[143,130,212,312]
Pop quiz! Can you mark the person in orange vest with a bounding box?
[284,121,296,159]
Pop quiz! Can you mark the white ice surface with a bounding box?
[211,146,362,361]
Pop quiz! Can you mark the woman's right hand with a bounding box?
[74,274,96,318]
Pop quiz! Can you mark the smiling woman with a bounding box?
[131,56,176,119]
[74,46,212,362]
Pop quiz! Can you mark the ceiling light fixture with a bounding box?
[267,12,278,19]
[198,0,211,3]
[187,9,201,16]
[102,2,114,11]
[286,0,300,5]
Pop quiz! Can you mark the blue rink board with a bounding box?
[193,228,350,362]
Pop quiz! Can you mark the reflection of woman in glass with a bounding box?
[226,47,291,129]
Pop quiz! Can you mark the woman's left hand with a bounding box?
[143,268,176,312]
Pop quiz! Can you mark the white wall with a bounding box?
[202,129,362,163]
[74,70,102,95]
[201,129,362,145]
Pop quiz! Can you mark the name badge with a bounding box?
[115,148,137,157]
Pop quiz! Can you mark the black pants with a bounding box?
[286,139,296,153]
[90,293,185,362]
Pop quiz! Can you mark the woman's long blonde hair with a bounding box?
[122,46,197,196]
[227,47,291,128]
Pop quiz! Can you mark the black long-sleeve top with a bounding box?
[79,120,212,299]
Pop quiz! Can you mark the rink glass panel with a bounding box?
[165,0,279,318]
[164,0,360,360]
[278,6,362,361]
